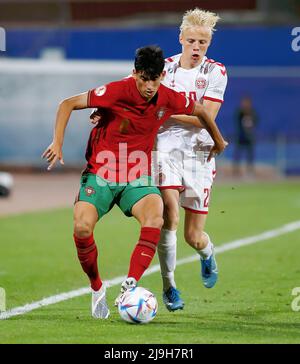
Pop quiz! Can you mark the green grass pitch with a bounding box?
[0,181,300,343]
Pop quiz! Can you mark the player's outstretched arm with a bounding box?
[42,92,88,170]
[192,102,228,161]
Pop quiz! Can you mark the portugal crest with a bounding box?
[156,108,166,120]
[85,186,96,197]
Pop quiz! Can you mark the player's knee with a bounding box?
[163,203,179,230]
[163,208,179,229]
[185,230,205,250]
[143,215,164,229]
[74,220,93,238]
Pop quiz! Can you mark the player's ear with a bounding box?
[132,69,137,79]
[179,33,183,46]
[161,70,166,80]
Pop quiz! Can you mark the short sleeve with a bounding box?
[203,63,228,103]
[88,81,121,108]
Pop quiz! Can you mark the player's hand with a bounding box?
[41,142,64,170]
[90,108,102,125]
[207,140,228,162]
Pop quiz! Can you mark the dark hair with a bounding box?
[134,46,165,80]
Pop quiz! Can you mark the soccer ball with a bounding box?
[118,287,158,324]
[0,172,13,197]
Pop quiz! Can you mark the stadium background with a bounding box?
[1,0,300,175]
[0,0,300,344]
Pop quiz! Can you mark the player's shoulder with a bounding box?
[204,57,227,77]
[92,76,131,100]
[160,82,173,94]
[105,75,133,92]
[159,83,179,100]
[164,54,181,65]
[110,75,133,87]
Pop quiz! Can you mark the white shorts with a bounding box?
[152,150,216,214]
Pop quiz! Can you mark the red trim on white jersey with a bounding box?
[165,57,174,63]
[203,96,224,104]
[205,59,227,75]
[182,206,208,215]
[159,185,185,191]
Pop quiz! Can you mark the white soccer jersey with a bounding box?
[157,53,228,154]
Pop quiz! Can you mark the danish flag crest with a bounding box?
[196,78,207,89]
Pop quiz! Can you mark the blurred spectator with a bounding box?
[233,96,258,176]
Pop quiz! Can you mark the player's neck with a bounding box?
[179,55,203,70]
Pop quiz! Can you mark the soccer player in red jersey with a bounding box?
[42,46,227,319]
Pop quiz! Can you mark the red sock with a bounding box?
[73,234,102,291]
[128,227,161,282]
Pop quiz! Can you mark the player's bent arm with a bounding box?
[170,100,222,129]
[54,92,88,143]
[42,92,88,170]
[202,99,222,121]
[169,114,205,128]
[192,102,228,158]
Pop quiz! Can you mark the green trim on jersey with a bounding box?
[76,173,161,219]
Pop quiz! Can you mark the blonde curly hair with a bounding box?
[180,8,220,35]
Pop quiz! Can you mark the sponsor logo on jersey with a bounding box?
[94,85,106,96]
[211,88,224,95]
[119,118,130,134]
[196,78,207,89]
[85,186,96,197]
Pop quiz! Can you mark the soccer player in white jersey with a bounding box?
[155,8,228,311]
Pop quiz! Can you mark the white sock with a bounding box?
[157,229,177,291]
[197,232,213,260]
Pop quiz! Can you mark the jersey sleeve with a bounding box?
[203,63,228,103]
[168,89,195,115]
[88,80,122,108]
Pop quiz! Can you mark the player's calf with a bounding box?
[115,226,161,305]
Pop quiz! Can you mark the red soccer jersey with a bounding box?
[86,76,195,182]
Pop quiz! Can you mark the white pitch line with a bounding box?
[1,220,300,320]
